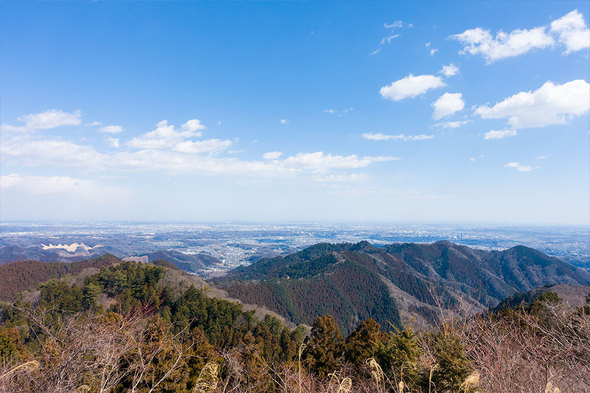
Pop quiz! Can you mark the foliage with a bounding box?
[302,315,344,378]
[0,260,588,392]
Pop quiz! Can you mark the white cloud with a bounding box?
[0,174,129,201]
[381,34,400,44]
[536,154,551,160]
[2,109,82,132]
[280,119,289,125]
[2,130,394,182]
[440,63,459,77]
[505,162,533,172]
[263,151,283,160]
[323,108,354,117]
[99,125,123,134]
[412,134,435,141]
[21,109,82,130]
[452,26,554,63]
[550,10,590,54]
[182,119,206,132]
[475,79,590,128]
[452,9,590,63]
[363,133,396,141]
[2,113,398,182]
[430,48,439,56]
[174,139,232,155]
[283,152,398,172]
[373,20,410,55]
[432,93,465,120]
[313,173,369,183]
[127,119,204,149]
[484,129,517,140]
[435,120,470,129]
[380,74,445,101]
[1,138,106,169]
[384,21,404,29]
[105,137,120,148]
[363,132,434,141]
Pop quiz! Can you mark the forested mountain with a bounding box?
[0,244,104,265]
[1,256,588,392]
[0,254,122,301]
[494,283,590,311]
[144,250,221,273]
[216,241,590,333]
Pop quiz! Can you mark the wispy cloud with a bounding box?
[99,125,123,134]
[127,119,205,149]
[363,132,434,141]
[263,151,283,160]
[323,108,354,117]
[371,20,411,55]
[484,129,517,140]
[434,120,470,129]
[1,109,82,132]
[312,173,370,184]
[105,137,120,148]
[1,173,130,202]
[384,21,404,29]
[381,34,400,44]
[1,114,398,182]
[439,63,459,77]
[505,161,533,172]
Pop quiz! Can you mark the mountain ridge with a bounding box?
[216,241,590,333]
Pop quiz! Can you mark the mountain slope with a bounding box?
[0,254,121,301]
[144,250,221,272]
[216,241,590,333]
[494,284,590,311]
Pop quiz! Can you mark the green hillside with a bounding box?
[217,241,590,333]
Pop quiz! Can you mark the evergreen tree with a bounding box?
[344,318,383,366]
[303,315,344,377]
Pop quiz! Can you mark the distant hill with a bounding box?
[144,250,221,273]
[0,244,109,265]
[0,245,221,273]
[0,254,121,301]
[0,254,289,326]
[216,241,590,334]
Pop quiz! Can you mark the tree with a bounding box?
[375,327,421,389]
[303,315,343,377]
[344,318,383,366]
[428,331,472,392]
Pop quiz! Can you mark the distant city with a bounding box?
[1,222,588,274]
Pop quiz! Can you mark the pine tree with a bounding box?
[303,315,344,377]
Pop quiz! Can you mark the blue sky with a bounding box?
[1,1,589,224]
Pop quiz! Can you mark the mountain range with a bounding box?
[214,241,590,333]
[1,240,588,334]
